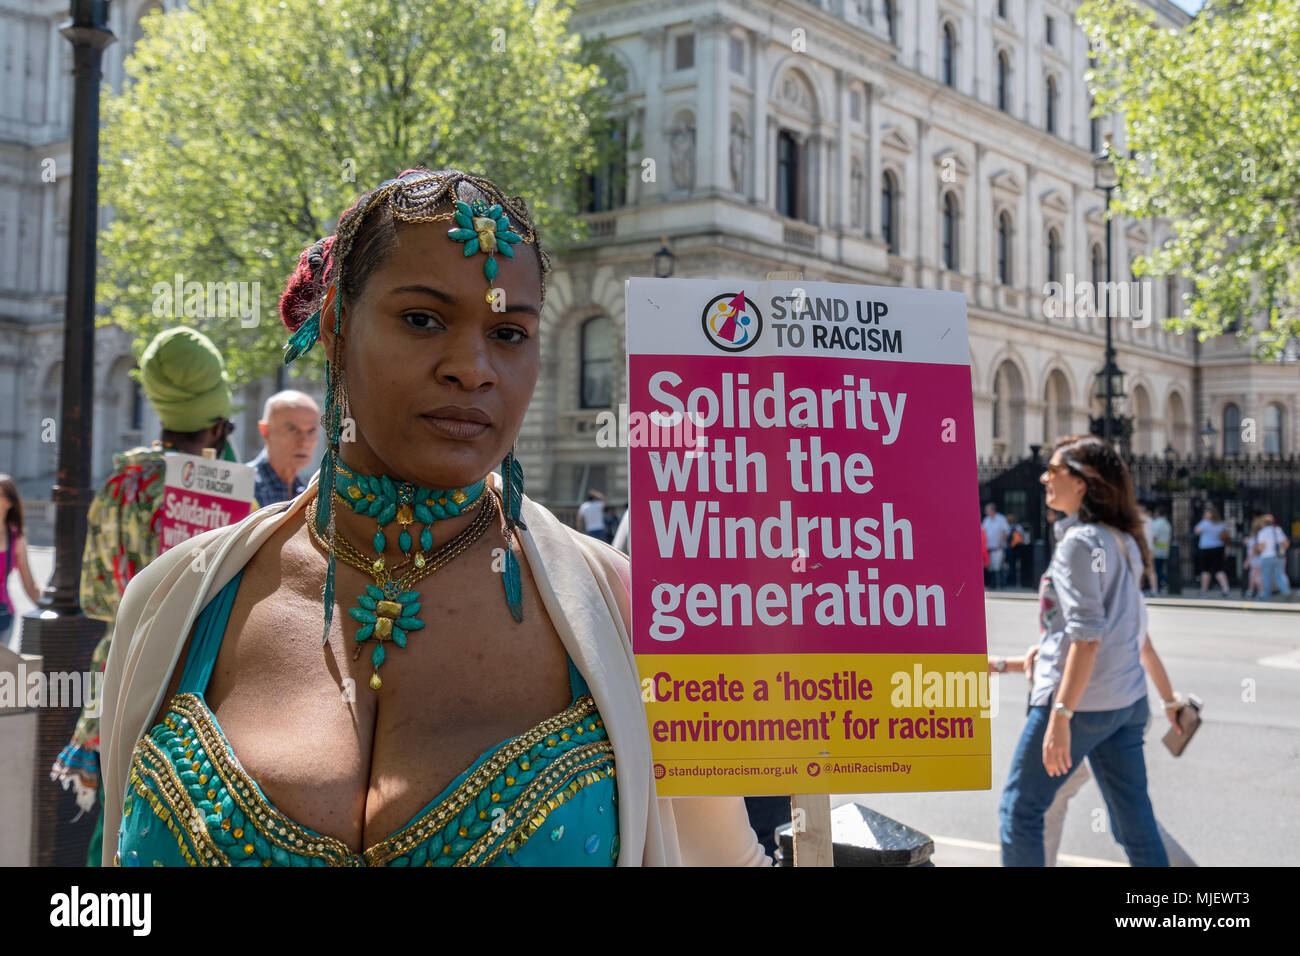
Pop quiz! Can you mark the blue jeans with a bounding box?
[1259,556,1291,599]
[1154,556,1168,591]
[999,696,1168,866]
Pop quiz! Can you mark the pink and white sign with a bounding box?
[158,453,256,554]
[625,278,990,797]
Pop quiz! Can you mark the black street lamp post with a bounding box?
[1201,418,1218,459]
[24,0,115,867]
[653,236,676,278]
[1092,135,1126,449]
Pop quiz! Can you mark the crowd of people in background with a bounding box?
[980,502,1029,590]
[980,497,1292,601]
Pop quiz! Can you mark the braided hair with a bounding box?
[278,168,550,335]
[1051,434,1152,577]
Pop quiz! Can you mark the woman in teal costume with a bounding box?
[102,169,767,867]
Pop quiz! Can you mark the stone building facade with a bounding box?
[2,0,1296,526]
[530,0,1298,508]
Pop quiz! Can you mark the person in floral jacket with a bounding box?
[52,328,238,865]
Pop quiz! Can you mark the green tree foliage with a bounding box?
[1078,0,1300,357]
[99,0,625,383]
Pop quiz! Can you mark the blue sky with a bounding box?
[1169,0,1205,12]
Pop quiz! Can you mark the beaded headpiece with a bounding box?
[284,168,550,363]
[282,169,541,649]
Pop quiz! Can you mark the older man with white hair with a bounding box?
[247,389,320,505]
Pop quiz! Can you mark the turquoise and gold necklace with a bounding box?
[303,462,495,690]
[333,461,486,563]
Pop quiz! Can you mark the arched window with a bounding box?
[941,191,959,271]
[777,130,800,219]
[997,51,1011,112]
[1091,242,1105,285]
[883,0,897,44]
[1089,98,1101,154]
[1043,370,1073,445]
[993,361,1026,455]
[1131,385,1153,453]
[1045,75,1059,134]
[1264,403,1284,454]
[992,371,1002,440]
[580,316,615,409]
[881,170,899,254]
[941,23,957,87]
[1223,403,1241,455]
[1046,227,1061,284]
[581,120,627,212]
[997,211,1013,285]
[130,377,144,430]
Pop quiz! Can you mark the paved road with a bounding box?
[12,549,1297,866]
[837,595,1300,866]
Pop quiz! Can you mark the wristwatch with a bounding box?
[1052,701,1074,718]
[992,657,1007,673]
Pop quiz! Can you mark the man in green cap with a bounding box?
[52,327,237,865]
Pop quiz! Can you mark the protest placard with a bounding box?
[158,453,256,554]
[626,278,989,798]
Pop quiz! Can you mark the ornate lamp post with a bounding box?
[1090,356,1130,450]
[1201,418,1218,459]
[653,236,677,278]
[1092,135,1125,448]
[23,0,115,867]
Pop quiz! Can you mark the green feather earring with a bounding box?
[316,285,345,645]
[500,449,526,622]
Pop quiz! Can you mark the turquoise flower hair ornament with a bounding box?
[281,169,551,368]
[446,198,526,303]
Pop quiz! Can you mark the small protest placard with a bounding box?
[158,453,256,554]
[625,278,990,798]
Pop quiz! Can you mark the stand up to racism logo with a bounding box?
[701,291,763,352]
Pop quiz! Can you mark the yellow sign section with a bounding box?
[640,654,992,797]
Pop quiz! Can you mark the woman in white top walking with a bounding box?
[998,435,1168,866]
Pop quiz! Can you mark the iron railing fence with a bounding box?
[976,451,1300,591]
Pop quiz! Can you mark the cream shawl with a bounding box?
[99,475,767,866]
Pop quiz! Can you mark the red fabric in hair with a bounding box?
[278,235,335,332]
[279,171,435,333]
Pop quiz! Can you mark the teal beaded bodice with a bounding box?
[115,572,619,867]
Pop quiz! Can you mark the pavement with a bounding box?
[843,595,1300,866]
[984,584,1300,612]
[11,548,1299,866]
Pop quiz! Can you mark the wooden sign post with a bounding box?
[767,274,831,868]
[789,793,834,867]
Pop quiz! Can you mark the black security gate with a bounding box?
[977,448,1300,592]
